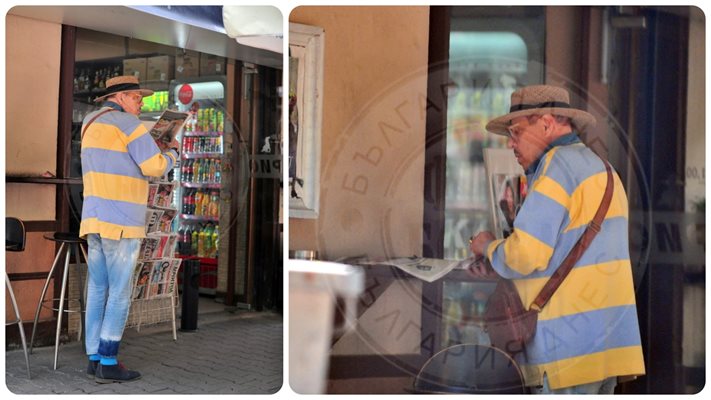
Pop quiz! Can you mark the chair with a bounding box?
[5,217,31,378]
[411,344,526,394]
[28,232,88,370]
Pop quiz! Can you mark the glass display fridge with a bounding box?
[170,77,229,295]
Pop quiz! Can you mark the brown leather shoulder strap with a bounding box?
[81,108,116,141]
[530,157,614,311]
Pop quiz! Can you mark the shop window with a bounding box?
[443,7,544,260]
[440,7,544,348]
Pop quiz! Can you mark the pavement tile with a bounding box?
[5,310,283,395]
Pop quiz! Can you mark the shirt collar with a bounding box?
[525,132,581,175]
[102,101,125,112]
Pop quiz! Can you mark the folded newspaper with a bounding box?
[149,110,190,144]
[353,256,472,283]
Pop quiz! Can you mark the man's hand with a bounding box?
[157,137,180,153]
[469,231,495,256]
[167,137,180,152]
[462,256,498,279]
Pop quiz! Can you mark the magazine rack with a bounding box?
[125,180,182,340]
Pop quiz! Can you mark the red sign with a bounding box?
[178,84,193,104]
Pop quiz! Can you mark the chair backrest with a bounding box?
[6,217,26,252]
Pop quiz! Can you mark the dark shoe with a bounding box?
[95,363,141,384]
[86,360,99,378]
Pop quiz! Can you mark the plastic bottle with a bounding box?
[191,226,199,255]
[184,159,191,182]
[181,189,190,214]
[209,159,216,183]
[209,191,219,218]
[211,225,219,258]
[195,190,204,216]
[215,160,221,183]
[201,190,210,216]
[190,189,197,214]
[197,225,206,258]
[204,223,213,258]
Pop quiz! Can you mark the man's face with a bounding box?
[505,115,550,170]
[117,91,144,116]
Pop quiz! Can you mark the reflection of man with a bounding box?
[81,75,180,384]
[469,85,645,394]
[498,178,517,236]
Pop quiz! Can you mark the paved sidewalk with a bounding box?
[5,309,283,394]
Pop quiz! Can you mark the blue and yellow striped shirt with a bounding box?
[486,135,645,389]
[80,106,177,240]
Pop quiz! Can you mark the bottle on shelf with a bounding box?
[204,223,213,258]
[212,225,219,258]
[191,225,199,255]
[201,189,210,216]
[182,189,190,214]
[197,225,207,258]
[194,190,203,216]
[209,191,219,218]
[194,159,201,183]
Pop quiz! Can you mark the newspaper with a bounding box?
[132,258,183,300]
[148,183,176,209]
[145,209,164,234]
[149,110,190,144]
[157,208,177,232]
[354,256,467,283]
[138,233,178,260]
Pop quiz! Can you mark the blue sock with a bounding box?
[88,354,100,362]
[100,356,118,366]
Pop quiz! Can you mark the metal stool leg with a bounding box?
[29,242,66,354]
[53,246,73,370]
[6,273,31,378]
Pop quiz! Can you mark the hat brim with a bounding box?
[94,88,154,103]
[485,107,597,135]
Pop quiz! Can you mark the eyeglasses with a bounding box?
[506,122,525,142]
[124,92,143,103]
[506,116,540,141]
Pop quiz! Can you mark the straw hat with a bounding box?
[485,85,596,135]
[94,75,154,102]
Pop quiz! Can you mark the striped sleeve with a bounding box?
[125,124,176,177]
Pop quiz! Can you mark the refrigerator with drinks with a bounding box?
[170,77,229,295]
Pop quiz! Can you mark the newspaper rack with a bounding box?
[125,179,182,340]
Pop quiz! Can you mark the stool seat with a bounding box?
[43,232,86,244]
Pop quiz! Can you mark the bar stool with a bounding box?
[29,232,88,370]
[5,217,31,378]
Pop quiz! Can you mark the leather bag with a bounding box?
[483,158,614,356]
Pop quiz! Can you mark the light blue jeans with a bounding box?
[85,234,140,358]
[532,373,617,394]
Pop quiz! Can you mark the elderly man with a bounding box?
[80,76,180,383]
[469,85,645,394]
